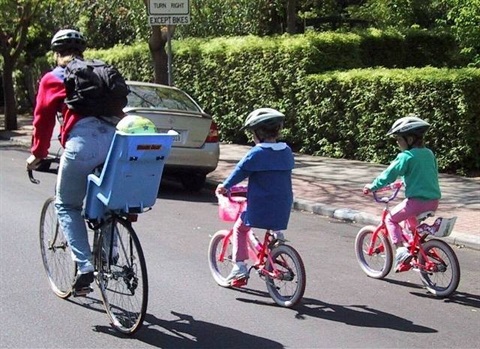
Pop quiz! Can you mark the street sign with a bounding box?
[148,0,191,25]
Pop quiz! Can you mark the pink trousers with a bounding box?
[386,198,439,245]
[232,217,250,262]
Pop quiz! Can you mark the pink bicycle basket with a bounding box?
[218,195,247,222]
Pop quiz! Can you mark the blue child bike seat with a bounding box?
[84,131,174,220]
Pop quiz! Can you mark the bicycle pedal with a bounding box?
[395,263,412,273]
[72,286,93,297]
[231,276,248,287]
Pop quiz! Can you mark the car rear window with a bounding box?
[127,84,201,113]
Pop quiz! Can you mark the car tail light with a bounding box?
[205,121,219,143]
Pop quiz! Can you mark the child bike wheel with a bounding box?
[355,225,393,278]
[208,230,234,287]
[418,239,460,298]
[96,217,148,335]
[39,196,76,299]
[265,244,306,307]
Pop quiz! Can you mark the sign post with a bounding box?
[148,0,191,85]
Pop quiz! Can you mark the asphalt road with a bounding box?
[1,145,479,349]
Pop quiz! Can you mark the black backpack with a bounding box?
[64,58,130,117]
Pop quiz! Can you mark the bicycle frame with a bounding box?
[368,182,450,273]
[218,228,283,281]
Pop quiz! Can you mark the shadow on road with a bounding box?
[289,297,436,333]
[93,310,284,348]
[383,278,480,308]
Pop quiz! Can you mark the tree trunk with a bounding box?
[286,0,298,34]
[148,26,175,85]
[149,26,170,85]
[2,57,17,130]
[142,0,174,85]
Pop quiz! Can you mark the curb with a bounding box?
[4,134,479,252]
[292,199,480,251]
[206,179,479,251]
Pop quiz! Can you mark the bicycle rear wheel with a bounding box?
[208,230,234,287]
[418,239,460,298]
[355,225,393,279]
[96,217,148,335]
[39,196,76,299]
[265,244,306,307]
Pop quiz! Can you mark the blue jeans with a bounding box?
[55,117,116,273]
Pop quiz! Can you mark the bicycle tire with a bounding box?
[265,244,306,307]
[418,239,460,298]
[96,217,148,335]
[208,230,234,287]
[39,196,76,299]
[355,225,393,279]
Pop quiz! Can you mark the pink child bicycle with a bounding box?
[208,185,306,307]
[355,181,460,298]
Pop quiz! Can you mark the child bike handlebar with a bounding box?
[369,181,403,203]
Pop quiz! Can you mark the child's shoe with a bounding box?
[226,262,248,284]
[394,247,412,272]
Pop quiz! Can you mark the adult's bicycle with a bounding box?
[29,131,174,334]
[208,186,306,307]
[355,181,460,298]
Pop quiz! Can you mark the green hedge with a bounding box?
[295,68,480,175]
[31,30,479,175]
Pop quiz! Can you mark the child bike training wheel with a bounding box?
[95,217,148,335]
[355,226,393,278]
[208,230,234,287]
[418,239,460,298]
[265,244,306,307]
[39,196,76,299]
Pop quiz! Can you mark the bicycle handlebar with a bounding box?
[28,158,60,184]
[371,181,403,203]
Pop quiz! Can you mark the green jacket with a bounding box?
[369,147,441,200]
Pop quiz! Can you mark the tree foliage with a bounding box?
[1,0,47,130]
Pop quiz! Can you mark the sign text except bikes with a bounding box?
[148,0,190,25]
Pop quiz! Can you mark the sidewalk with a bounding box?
[2,114,479,250]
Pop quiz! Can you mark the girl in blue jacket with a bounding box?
[216,108,294,284]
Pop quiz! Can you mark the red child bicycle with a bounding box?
[355,181,460,298]
[208,186,306,307]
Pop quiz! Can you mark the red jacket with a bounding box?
[31,66,83,158]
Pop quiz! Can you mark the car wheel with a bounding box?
[180,173,206,192]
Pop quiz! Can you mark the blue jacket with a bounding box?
[223,142,294,230]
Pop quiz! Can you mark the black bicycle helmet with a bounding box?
[386,114,430,136]
[51,29,86,53]
[242,108,285,130]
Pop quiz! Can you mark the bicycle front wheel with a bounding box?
[265,244,306,307]
[355,225,393,279]
[96,217,148,335]
[208,230,234,287]
[39,196,76,299]
[418,239,460,298]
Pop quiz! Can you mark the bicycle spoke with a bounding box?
[97,218,147,334]
[39,197,75,299]
[265,244,306,307]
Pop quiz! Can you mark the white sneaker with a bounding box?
[226,262,248,283]
[394,247,411,271]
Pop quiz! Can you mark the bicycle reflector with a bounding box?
[127,214,138,222]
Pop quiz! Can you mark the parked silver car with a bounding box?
[125,81,220,191]
[43,81,218,191]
